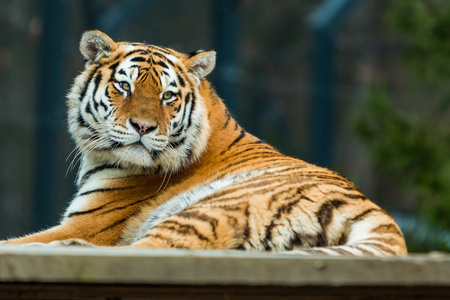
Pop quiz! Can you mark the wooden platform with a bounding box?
[0,246,449,299]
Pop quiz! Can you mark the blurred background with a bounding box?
[0,0,449,252]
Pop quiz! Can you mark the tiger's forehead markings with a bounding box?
[146,45,180,65]
[122,48,151,59]
[103,43,184,92]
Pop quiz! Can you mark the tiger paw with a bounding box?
[48,238,96,247]
[11,239,96,247]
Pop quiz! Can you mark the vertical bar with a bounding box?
[32,0,66,231]
[308,0,357,167]
[309,30,334,167]
[213,0,239,114]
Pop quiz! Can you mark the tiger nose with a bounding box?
[130,119,157,136]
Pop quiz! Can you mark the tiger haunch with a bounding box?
[2,30,407,256]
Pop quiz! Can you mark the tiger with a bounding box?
[1,30,407,256]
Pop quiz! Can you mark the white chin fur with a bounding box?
[111,144,154,168]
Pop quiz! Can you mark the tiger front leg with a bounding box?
[0,216,113,247]
[0,223,97,247]
[0,224,85,246]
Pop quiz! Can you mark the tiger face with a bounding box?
[67,30,215,173]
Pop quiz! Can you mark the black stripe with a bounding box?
[371,223,403,236]
[158,220,211,244]
[151,150,162,160]
[317,200,347,229]
[221,128,246,155]
[149,68,162,87]
[105,108,114,119]
[140,233,175,247]
[77,109,89,128]
[80,66,100,100]
[111,141,124,149]
[177,74,185,87]
[266,184,316,209]
[313,174,350,182]
[99,99,109,113]
[185,145,194,162]
[274,199,301,219]
[108,61,120,82]
[315,232,328,247]
[139,72,148,82]
[170,126,184,137]
[220,146,277,163]
[352,208,380,223]
[156,60,169,69]
[186,93,196,129]
[263,198,304,251]
[79,164,120,186]
[130,56,147,62]
[151,51,166,60]
[177,211,219,240]
[223,151,279,169]
[342,193,368,200]
[151,47,172,56]
[251,139,269,145]
[104,86,110,98]
[242,206,250,243]
[93,210,141,236]
[85,101,99,123]
[177,93,191,127]
[67,204,108,218]
[99,197,155,215]
[168,137,186,148]
[221,157,292,176]
[263,221,275,251]
[223,110,232,128]
[93,100,99,111]
[124,49,149,58]
[202,180,304,206]
[289,232,305,248]
[78,186,135,197]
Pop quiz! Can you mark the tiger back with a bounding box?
[2,30,407,256]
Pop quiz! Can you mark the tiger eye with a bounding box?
[162,91,174,100]
[120,81,131,91]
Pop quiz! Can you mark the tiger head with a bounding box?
[67,30,215,173]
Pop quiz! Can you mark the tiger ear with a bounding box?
[185,50,216,83]
[79,30,117,64]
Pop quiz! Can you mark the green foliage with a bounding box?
[355,88,450,228]
[354,0,450,251]
[387,0,450,85]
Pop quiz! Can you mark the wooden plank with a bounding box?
[0,246,449,299]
